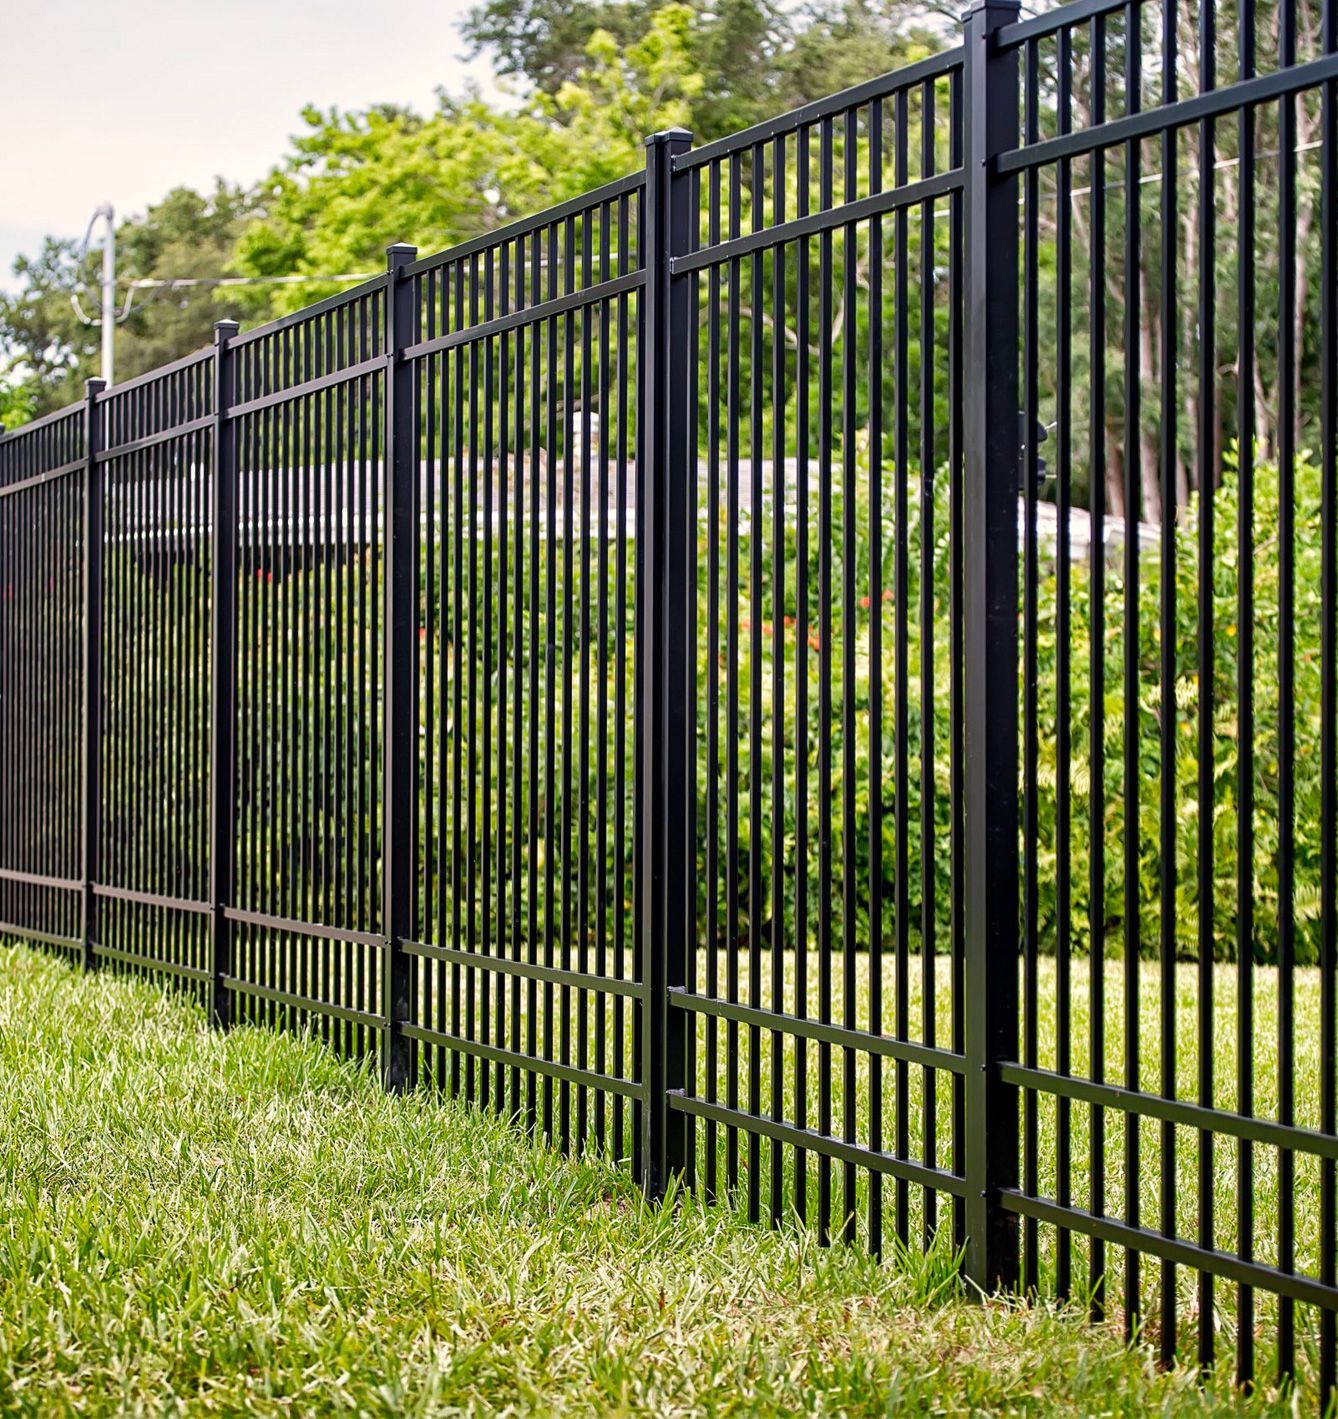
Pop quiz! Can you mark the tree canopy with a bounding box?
[0,0,944,419]
[460,0,946,138]
[0,183,261,418]
[3,0,1319,498]
[232,5,705,316]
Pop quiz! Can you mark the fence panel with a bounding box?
[399,175,650,1164]
[995,0,1338,1397]
[669,51,972,1258]
[225,280,389,1057]
[94,354,213,985]
[0,406,86,953]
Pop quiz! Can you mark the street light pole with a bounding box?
[97,203,114,388]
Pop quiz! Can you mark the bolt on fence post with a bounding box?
[80,375,107,974]
[210,319,240,1029]
[641,127,694,1199]
[962,0,1022,1296]
[383,242,419,1094]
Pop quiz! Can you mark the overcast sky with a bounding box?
[0,0,506,289]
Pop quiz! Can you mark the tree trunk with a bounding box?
[1140,286,1162,524]
[1105,425,1126,520]
[1254,352,1272,463]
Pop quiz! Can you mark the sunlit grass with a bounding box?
[0,941,1309,1415]
[414,946,1331,1402]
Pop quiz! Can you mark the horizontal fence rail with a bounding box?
[1,0,1336,1405]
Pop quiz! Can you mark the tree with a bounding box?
[232,6,705,314]
[461,0,950,140]
[1016,0,1330,523]
[0,183,267,419]
[112,184,263,376]
[0,237,96,417]
[2,0,950,411]
[776,0,946,108]
[459,0,662,97]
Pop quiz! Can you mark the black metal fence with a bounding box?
[3,0,1337,1402]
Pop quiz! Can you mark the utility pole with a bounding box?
[73,204,117,387]
[96,203,115,388]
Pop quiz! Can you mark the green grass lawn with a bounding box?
[0,943,1311,1416]
[418,947,1329,1358]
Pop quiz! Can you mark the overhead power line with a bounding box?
[121,272,376,290]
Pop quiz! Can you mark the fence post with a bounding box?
[210,319,240,1028]
[640,126,694,1198]
[383,242,418,1093]
[80,375,107,973]
[961,0,1022,1295]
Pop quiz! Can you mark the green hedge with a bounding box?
[55,444,1322,967]
[695,445,1326,965]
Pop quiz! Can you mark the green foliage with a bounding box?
[461,0,665,97]
[692,445,1324,967]
[113,185,261,373]
[0,359,37,431]
[38,402,1320,985]
[232,0,949,315]
[233,7,705,315]
[998,443,1325,968]
[461,0,948,139]
[0,237,91,416]
[0,0,954,412]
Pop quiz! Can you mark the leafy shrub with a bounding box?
[693,445,1325,965]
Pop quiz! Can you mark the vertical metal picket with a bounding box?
[210,320,240,1029]
[383,243,418,1093]
[80,375,107,974]
[641,127,694,1197]
[961,0,1022,1295]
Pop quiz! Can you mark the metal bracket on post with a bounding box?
[640,127,694,1199]
[80,376,107,973]
[210,319,240,1029]
[962,0,1022,1296]
[383,242,418,1094]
